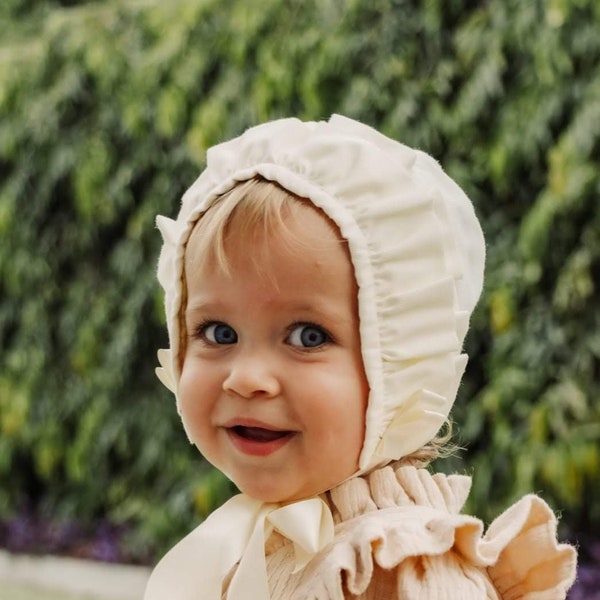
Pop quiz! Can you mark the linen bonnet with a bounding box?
[155,114,485,475]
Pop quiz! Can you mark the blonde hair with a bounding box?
[185,177,300,278]
[181,176,452,467]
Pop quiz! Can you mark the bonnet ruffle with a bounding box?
[155,114,485,472]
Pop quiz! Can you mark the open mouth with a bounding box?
[230,426,293,443]
[226,425,295,456]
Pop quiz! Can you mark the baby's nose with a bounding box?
[222,352,281,399]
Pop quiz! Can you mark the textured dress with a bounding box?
[227,465,577,600]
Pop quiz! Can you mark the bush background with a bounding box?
[1,0,599,563]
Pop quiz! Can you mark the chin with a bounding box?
[242,486,294,504]
[236,479,306,504]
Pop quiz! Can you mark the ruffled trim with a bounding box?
[263,467,576,600]
[484,499,578,600]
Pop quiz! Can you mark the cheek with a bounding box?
[345,398,367,457]
[343,374,369,461]
[314,373,367,461]
[178,361,213,436]
[313,400,364,490]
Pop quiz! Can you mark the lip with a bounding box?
[223,417,289,430]
[223,418,296,457]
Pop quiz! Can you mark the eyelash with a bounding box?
[285,322,334,350]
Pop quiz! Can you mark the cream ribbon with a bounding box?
[144,493,334,600]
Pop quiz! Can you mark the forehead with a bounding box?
[194,201,351,280]
[185,189,352,276]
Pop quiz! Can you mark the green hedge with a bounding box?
[1,0,598,560]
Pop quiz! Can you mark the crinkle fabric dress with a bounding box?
[221,465,576,600]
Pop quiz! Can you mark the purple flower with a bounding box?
[91,523,121,563]
[4,516,37,552]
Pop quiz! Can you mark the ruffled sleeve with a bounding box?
[481,495,578,600]
[262,466,577,600]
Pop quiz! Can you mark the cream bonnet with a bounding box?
[155,114,485,475]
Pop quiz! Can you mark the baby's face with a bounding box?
[179,203,368,503]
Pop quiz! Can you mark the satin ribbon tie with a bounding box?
[227,495,334,599]
[144,493,334,600]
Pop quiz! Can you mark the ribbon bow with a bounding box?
[144,494,334,600]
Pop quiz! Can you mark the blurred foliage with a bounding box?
[0,0,598,560]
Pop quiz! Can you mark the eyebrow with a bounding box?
[185,300,354,326]
[185,301,224,315]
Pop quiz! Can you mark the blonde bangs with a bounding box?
[185,177,299,279]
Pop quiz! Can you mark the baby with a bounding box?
[145,115,576,599]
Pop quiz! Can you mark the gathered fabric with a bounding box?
[145,465,576,600]
[260,465,577,600]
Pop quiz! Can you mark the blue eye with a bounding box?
[287,324,330,348]
[203,322,238,344]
